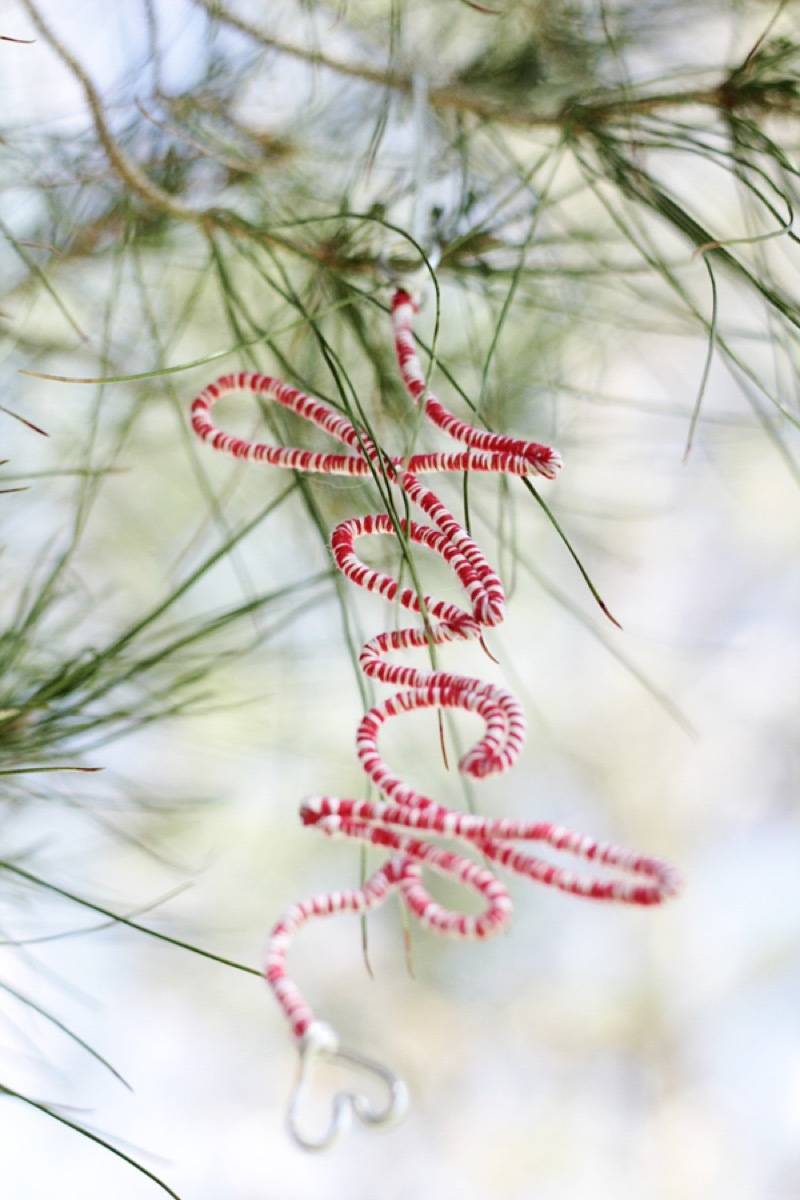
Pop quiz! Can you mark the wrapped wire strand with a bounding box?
[190,288,679,1148]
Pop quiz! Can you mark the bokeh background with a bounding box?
[2,2,800,1197]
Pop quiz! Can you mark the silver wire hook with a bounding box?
[286,1022,409,1151]
[410,71,443,284]
[411,71,430,252]
[374,70,441,295]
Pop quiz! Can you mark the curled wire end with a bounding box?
[286,1021,409,1152]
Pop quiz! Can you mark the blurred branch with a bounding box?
[20,0,197,221]
[15,0,800,300]
[196,0,800,128]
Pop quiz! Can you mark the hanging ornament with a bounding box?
[190,287,679,1150]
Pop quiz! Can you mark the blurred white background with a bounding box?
[2,2,800,1197]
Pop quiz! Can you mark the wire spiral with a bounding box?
[190,288,679,1147]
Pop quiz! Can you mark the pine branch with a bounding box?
[196,0,800,128]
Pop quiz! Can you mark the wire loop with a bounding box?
[287,1022,409,1151]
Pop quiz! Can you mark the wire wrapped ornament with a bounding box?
[190,287,679,1149]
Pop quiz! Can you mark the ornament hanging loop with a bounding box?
[409,69,442,296]
[376,69,442,300]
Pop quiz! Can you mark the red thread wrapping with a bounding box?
[190,289,678,1044]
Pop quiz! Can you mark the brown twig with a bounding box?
[193,0,798,129]
[19,0,199,222]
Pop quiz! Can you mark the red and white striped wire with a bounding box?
[190,288,679,1145]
